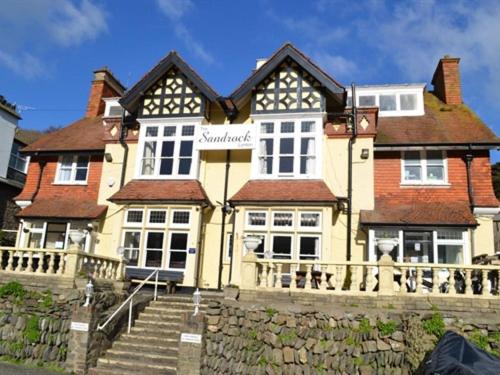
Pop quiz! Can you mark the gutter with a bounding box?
[374,143,500,151]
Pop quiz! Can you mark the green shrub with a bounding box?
[38,291,53,309]
[0,282,26,299]
[377,320,397,336]
[422,312,445,339]
[358,318,372,334]
[23,316,41,344]
[278,329,297,344]
[265,308,278,317]
[469,330,489,351]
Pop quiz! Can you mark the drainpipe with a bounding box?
[346,83,357,261]
[32,158,47,201]
[217,99,239,290]
[119,111,129,188]
[464,147,475,257]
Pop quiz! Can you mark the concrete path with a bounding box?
[0,362,65,375]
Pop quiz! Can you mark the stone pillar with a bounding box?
[378,254,395,296]
[64,245,81,278]
[177,312,205,375]
[65,306,93,374]
[240,252,258,290]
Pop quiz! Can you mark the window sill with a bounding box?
[52,182,88,186]
[400,183,450,188]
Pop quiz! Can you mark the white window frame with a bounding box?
[245,211,268,231]
[124,209,144,227]
[135,118,202,180]
[121,230,142,267]
[298,211,322,232]
[270,233,293,260]
[166,231,189,271]
[297,234,321,261]
[103,98,124,118]
[54,155,90,185]
[271,211,295,231]
[251,114,323,179]
[400,150,448,185]
[170,209,191,228]
[142,230,165,268]
[147,209,168,227]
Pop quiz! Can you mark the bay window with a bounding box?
[402,150,446,184]
[56,155,89,184]
[254,118,321,178]
[123,231,141,266]
[138,123,198,179]
[145,232,164,267]
[21,221,91,251]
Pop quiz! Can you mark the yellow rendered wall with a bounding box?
[473,215,496,256]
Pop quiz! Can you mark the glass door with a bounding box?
[403,231,433,263]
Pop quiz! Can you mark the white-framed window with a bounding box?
[137,121,199,179]
[122,231,141,266]
[103,98,124,118]
[22,221,91,252]
[55,155,89,184]
[147,209,167,227]
[9,141,28,173]
[252,116,322,179]
[144,231,164,268]
[271,234,293,260]
[225,232,234,262]
[299,212,322,231]
[246,211,267,230]
[167,232,189,269]
[298,235,321,261]
[124,209,144,226]
[272,211,294,231]
[171,210,191,227]
[401,150,447,185]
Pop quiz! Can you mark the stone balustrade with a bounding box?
[0,246,124,281]
[241,253,500,298]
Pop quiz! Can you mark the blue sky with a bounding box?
[1,0,499,161]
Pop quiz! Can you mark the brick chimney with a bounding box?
[431,56,462,105]
[86,67,125,118]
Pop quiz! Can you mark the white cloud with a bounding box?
[0,0,108,78]
[156,0,214,65]
[313,52,357,80]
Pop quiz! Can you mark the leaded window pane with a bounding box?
[163,126,176,136]
[280,122,294,133]
[127,210,143,224]
[260,123,274,134]
[145,127,158,137]
[248,212,266,227]
[273,213,293,227]
[300,213,320,228]
[149,210,166,224]
[301,121,315,133]
[172,211,190,224]
[182,125,195,136]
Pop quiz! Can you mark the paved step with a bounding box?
[112,340,178,355]
[134,319,180,329]
[95,357,176,373]
[104,349,178,365]
[119,333,179,346]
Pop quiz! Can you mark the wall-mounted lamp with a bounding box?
[104,153,113,162]
[360,148,370,160]
[346,116,354,132]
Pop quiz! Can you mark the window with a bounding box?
[138,123,198,178]
[359,95,376,106]
[271,235,292,259]
[254,118,321,178]
[379,95,396,112]
[124,209,144,226]
[171,210,190,226]
[226,233,234,261]
[374,229,399,261]
[123,231,141,266]
[145,232,164,267]
[402,151,446,184]
[437,230,464,264]
[246,211,267,229]
[56,155,89,184]
[403,231,433,263]
[299,236,320,260]
[400,94,417,111]
[168,232,188,269]
[45,223,67,249]
[272,212,293,230]
[148,210,167,226]
[299,212,321,230]
[9,142,27,173]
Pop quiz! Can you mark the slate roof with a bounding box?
[22,116,105,153]
[375,92,499,146]
[109,179,210,204]
[229,180,337,205]
[360,199,477,226]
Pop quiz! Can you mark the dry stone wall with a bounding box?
[202,300,500,375]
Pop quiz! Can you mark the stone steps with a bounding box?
[89,294,201,375]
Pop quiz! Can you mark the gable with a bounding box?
[252,57,325,114]
[140,67,205,118]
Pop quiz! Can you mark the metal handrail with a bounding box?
[97,268,160,333]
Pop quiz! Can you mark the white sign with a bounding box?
[180,333,202,344]
[195,124,256,150]
[70,322,89,332]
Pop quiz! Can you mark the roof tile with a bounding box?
[17,199,107,219]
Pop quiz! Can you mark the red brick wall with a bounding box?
[432,58,462,105]
[15,155,103,202]
[374,150,498,206]
[86,80,121,118]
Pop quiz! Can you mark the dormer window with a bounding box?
[103,98,124,118]
[136,120,200,179]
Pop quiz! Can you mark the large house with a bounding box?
[13,44,499,290]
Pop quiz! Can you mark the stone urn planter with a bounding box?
[376,238,398,256]
[243,235,262,253]
[224,285,240,301]
[69,229,86,248]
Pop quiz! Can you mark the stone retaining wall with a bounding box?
[202,299,500,374]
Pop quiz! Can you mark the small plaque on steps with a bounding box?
[181,333,202,344]
[71,322,89,332]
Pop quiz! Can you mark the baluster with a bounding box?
[365,266,373,292]
[432,268,440,295]
[482,270,490,296]
[106,261,113,279]
[464,269,473,296]
[275,263,283,288]
[290,264,297,290]
[416,268,423,294]
[56,253,65,275]
[6,250,14,271]
[36,251,45,273]
[335,266,344,292]
[350,265,359,292]
[448,268,457,295]
[304,265,312,290]
[259,263,268,288]
[25,252,33,273]
[267,263,275,288]
[48,253,55,274]
[319,265,328,291]
[100,260,107,279]
[15,251,24,272]
[399,267,407,294]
